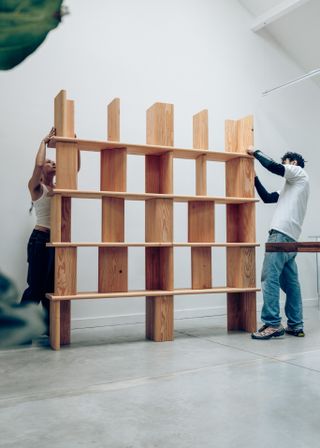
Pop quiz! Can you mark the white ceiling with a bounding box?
[238,0,320,88]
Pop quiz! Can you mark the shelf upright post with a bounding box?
[99,98,128,293]
[145,103,174,341]
[225,116,257,331]
[50,90,78,349]
[189,110,214,288]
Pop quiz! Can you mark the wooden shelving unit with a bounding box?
[47,90,258,350]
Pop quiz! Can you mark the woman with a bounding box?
[21,127,57,330]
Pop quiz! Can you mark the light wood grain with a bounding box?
[224,115,256,332]
[227,247,256,288]
[188,202,214,242]
[53,189,258,204]
[50,301,60,350]
[46,286,260,301]
[47,242,260,248]
[49,137,253,162]
[147,103,174,147]
[52,91,76,349]
[227,292,257,332]
[108,98,120,142]
[145,102,174,341]
[227,204,256,243]
[98,247,128,292]
[145,199,173,243]
[50,195,61,243]
[191,247,212,289]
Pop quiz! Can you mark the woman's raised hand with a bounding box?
[43,127,56,144]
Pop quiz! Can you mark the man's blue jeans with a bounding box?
[261,230,303,329]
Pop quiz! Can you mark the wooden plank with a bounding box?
[146,296,174,341]
[146,247,173,290]
[188,201,214,242]
[193,109,208,150]
[227,203,256,243]
[53,189,258,203]
[99,99,128,295]
[48,242,260,248]
[226,158,254,198]
[98,247,128,292]
[50,195,61,243]
[227,292,257,332]
[227,247,256,288]
[55,248,77,296]
[225,115,256,333]
[56,143,78,190]
[146,103,174,147]
[52,91,76,349]
[225,115,253,154]
[191,247,212,289]
[193,109,208,196]
[108,98,120,141]
[46,286,260,301]
[145,199,173,243]
[145,102,174,342]
[49,301,60,350]
[54,91,67,137]
[101,149,127,192]
[196,155,207,196]
[266,242,320,252]
[101,198,124,242]
[49,136,253,162]
[53,247,77,348]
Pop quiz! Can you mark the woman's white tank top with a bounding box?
[33,184,51,229]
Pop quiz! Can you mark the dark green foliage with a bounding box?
[0,0,63,70]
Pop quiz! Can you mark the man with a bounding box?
[247,146,310,340]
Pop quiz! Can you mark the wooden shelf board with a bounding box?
[47,242,259,248]
[53,189,258,204]
[266,242,320,253]
[49,136,251,162]
[46,287,259,301]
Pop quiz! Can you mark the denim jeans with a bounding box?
[261,230,303,329]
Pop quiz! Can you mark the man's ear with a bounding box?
[292,160,298,166]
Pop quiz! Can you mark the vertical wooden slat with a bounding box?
[190,110,213,289]
[99,98,128,293]
[50,301,60,350]
[50,90,77,349]
[227,292,256,332]
[108,98,120,141]
[188,201,214,288]
[145,102,174,342]
[51,247,77,349]
[225,116,256,332]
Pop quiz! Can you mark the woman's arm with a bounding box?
[28,127,55,197]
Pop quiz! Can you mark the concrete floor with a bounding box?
[1,307,320,448]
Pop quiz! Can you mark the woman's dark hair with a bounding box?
[281,151,305,168]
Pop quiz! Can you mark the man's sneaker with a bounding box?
[251,324,285,340]
[285,326,305,337]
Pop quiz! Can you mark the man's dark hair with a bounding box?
[281,151,305,168]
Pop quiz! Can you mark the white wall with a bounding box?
[1,0,320,328]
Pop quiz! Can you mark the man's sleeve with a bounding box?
[254,176,279,203]
[253,150,285,177]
